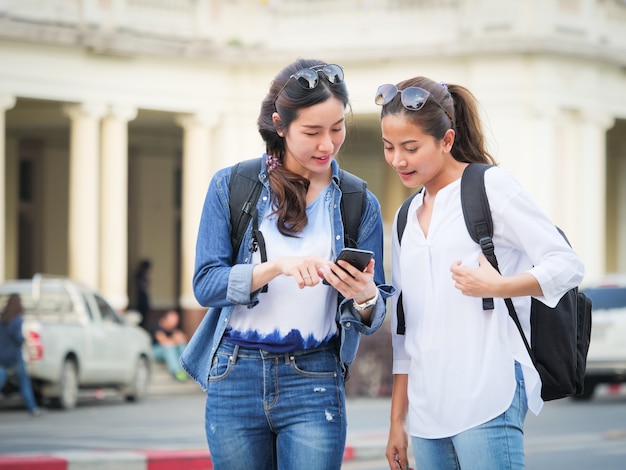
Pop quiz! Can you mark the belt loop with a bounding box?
[230,344,239,365]
[284,353,292,365]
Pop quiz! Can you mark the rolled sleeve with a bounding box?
[227,263,260,306]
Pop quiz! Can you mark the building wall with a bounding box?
[1,0,625,322]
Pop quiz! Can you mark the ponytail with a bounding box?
[448,84,496,165]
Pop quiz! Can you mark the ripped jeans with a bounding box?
[204,338,346,470]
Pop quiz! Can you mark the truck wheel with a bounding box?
[125,356,150,402]
[52,359,79,409]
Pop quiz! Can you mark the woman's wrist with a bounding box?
[353,289,379,312]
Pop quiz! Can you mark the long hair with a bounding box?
[257,59,350,236]
[379,76,495,165]
[1,293,23,324]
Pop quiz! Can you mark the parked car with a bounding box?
[577,276,626,400]
[0,274,153,409]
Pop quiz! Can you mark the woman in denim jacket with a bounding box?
[181,58,394,470]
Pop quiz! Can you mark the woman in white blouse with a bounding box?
[375,77,585,470]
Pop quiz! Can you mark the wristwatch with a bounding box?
[353,290,379,312]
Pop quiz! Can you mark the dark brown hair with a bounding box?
[379,76,496,165]
[257,59,350,236]
[1,293,23,324]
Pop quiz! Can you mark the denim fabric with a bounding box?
[0,316,24,365]
[0,354,38,413]
[181,156,395,391]
[153,344,185,376]
[205,339,346,470]
[411,362,529,470]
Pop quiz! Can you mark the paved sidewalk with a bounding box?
[0,395,391,469]
[0,437,386,469]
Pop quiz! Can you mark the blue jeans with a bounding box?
[205,339,346,470]
[153,343,185,376]
[0,355,38,413]
[411,362,528,470]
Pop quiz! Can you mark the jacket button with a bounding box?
[345,322,351,328]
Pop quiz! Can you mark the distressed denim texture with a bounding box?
[204,339,346,469]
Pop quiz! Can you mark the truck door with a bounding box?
[94,294,134,381]
[77,289,109,382]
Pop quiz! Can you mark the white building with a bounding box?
[1,0,625,334]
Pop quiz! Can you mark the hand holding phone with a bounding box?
[323,248,374,285]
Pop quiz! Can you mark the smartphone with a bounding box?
[335,248,374,272]
[323,248,374,285]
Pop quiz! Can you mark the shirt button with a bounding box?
[345,322,351,328]
[336,235,341,240]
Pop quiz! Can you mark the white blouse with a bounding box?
[390,166,585,439]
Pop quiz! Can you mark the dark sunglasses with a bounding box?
[275,64,344,107]
[375,84,453,125]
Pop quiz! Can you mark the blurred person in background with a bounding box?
[135,259,152,330]
[0,293,41,416]
[152,309,187,382]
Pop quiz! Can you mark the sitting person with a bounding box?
[0,293,41,416]
[152,310,187,382]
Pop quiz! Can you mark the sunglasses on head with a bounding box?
[274,64,344,107]
[375,83,453,125]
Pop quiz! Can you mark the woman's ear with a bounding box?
[272,112,282,130]
[443,128,455,152]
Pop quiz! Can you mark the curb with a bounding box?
[0,447,359,469]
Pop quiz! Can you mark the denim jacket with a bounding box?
[0,316,24,366]
[180,155,395,391]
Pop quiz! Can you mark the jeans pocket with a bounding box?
[290,349,339,378]
[208,352,233,382]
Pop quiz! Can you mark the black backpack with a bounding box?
[228,157,367,290]
[396,163,592,401]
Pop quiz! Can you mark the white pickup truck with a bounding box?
[577,276,626,400]
[0,274,153,409]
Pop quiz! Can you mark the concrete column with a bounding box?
[617,147,626,272]
[577,112,615,281]
[0,96,16,283]
[175,113,214,336]
[64,103,106,289]
[100,105,137,310]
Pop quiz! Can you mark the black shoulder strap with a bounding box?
[229,161,367,293]
[461,163,536,363]
[396,191,420,243]
[231,164,366,252]
[460,163,496,310]
[229,158,264,260]
[338,169,367,249]
[394,190,420,335]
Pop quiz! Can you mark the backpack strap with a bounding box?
[460,163,535,364]
[229,158,268,292]
[229,161,368,292]
[460,163,496,310]
[338,169,367,249]
[394,191,420,335]
[229,158,264,259]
